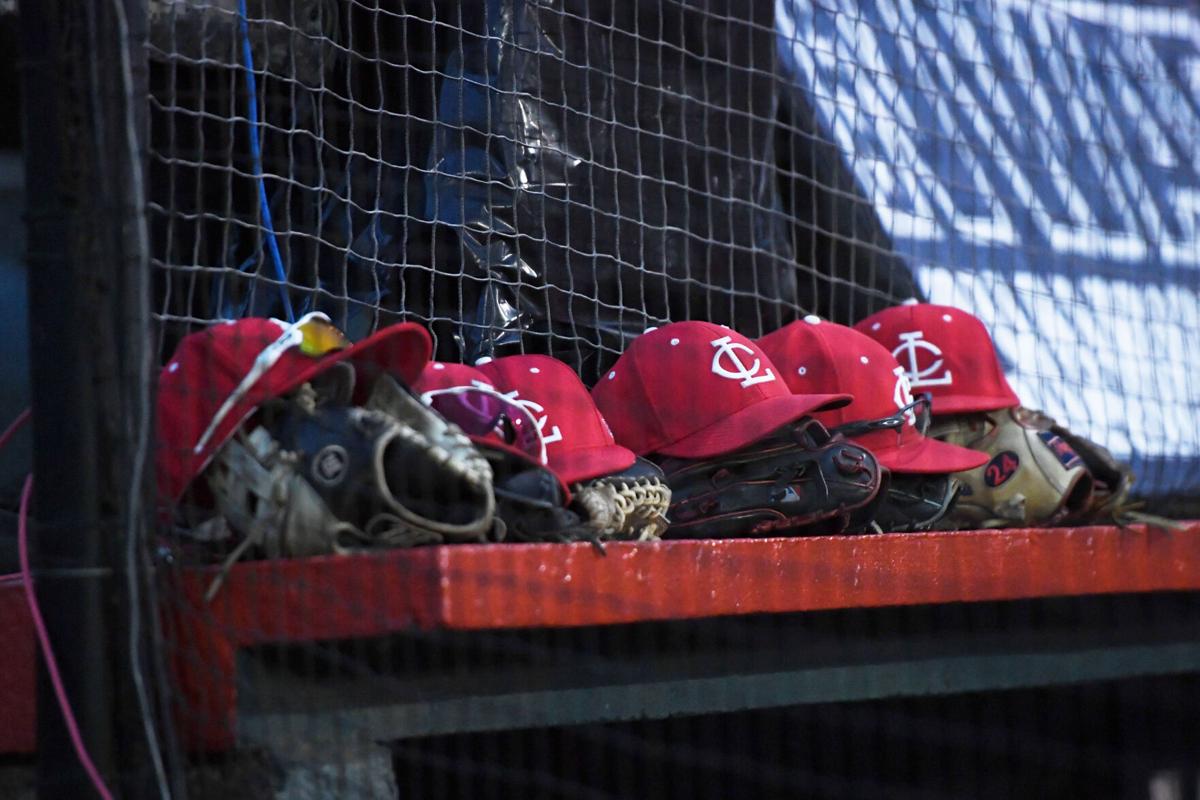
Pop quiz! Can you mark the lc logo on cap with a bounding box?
[592,321,849,458]
[476,354,637,485]
[892,331,952,388]
[855,303,1021,415]
[757,318,988,475]
[891,366,917,426]
[710,336,776,388]
[495,390,564,446]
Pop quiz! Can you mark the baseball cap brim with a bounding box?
[343,322,433,395]
[853,427,988,474]
[655,392,851,459]
[551,443,638,486]
[930,393,1019,415]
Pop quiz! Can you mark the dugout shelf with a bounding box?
[1,522,1200,756]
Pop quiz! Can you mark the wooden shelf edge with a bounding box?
[181,521,1200,634]
[3,522,1198,753]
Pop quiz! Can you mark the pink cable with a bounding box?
[2,412,30,596]
[19,472,116,797]
[2,411,32,589]
[1,413,30,581]
[0,407,29,452]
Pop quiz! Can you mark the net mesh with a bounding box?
[774,0,1200,498]
[131,0,1200,797]
[147,1,912,372]
[146,0,1200,498]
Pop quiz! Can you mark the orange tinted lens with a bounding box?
[296,317,351,356]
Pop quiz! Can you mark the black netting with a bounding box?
[141,1,1199,797]
[10,0,1200,797]
[147,1,915,377]
[146,1,1200,499]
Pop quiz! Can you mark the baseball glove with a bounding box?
[485,448,597,545]
[206,378,496,564]
[652,418,884,539]
[1007,409,1183,527]
[871,473,962,532]
[570,458,672,542]
[928,406,1097,528]
[1041,418,1135,522]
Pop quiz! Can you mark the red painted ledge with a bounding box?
[2,522,1198,753]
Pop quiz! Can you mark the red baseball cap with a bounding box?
[157,313,432,504]
[413,360,572,500]
[475,354,637,485]
[410,361,529,458]
[854,302,1020,414]
[591,321,850,458]
[758,317,988,474]
[412,360,496,396]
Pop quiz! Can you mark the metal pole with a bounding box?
[18,0,155,795]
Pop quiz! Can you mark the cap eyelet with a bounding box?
[860,356,869,364]
[871,322,881,331]
[432,363,445,370]
[797,366,807,376]
[803,314,821,324]
[670,338,680,346]
[608,371,616,380]
[529,367,541,374]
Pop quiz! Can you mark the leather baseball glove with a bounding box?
[570,457,672,542]
[485,448,597,544]
[206,376,496,561]
[1041,416,1135,522]
[928,406,1102,528]
[652,419,884,539]
[870,473,962,532]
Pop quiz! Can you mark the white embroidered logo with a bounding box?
[892,365,917,427]
[709,336,776,388]
[497,388,564,445]
[891,330,953,388]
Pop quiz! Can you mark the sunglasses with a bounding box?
[787,416,835,448]
[193,313,352,454]
[421,385,548,465]
[834,394,932,441]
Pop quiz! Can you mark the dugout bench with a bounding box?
[3,523,1200,795]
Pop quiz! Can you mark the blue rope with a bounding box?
[236,0,294,322]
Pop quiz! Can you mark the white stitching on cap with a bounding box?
[192,314,317,454]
